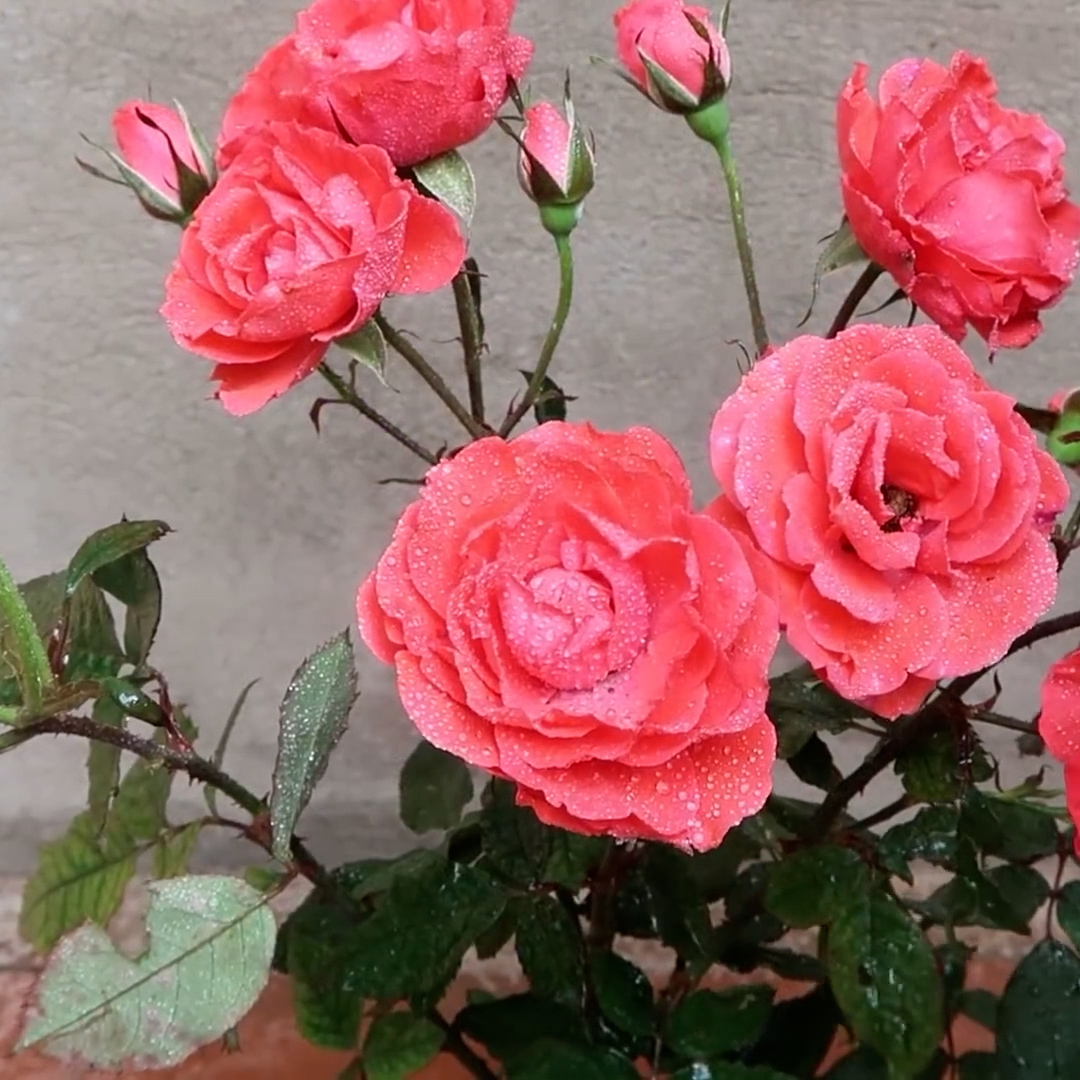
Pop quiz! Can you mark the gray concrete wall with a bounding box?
[2,0,1078,871]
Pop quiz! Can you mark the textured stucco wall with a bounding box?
[2,0,1078,871]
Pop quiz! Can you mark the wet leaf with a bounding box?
[590,951,654,1037]
[399,739,474,834]
[65,520,170,597]
[337,320,389,385]
[412,150,476,226]
[270,631,358,861]
[667,987,773,1059]
[19,876,275,1068]
[93,547,162,666]
[765,845,869,928]
[515,892,584,1008]
[362,1012,444,1080]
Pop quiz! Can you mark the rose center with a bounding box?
[880,483,919,533]
[497,540,651,692]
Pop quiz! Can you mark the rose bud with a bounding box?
[516,84,596,237]
[93,101,214,222]
[613,0,730,115]
[1049,388,1080,468]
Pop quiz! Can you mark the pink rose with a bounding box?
[517,100,595,212]
[218,0,533,169]
[357,422,779,851]
[837,51,1080,350]
[1039,649,1080,854]
[111,101,210,219]
[709,324,1068,718]
[613,0,729,112]
[161,122,464,416]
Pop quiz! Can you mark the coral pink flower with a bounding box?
[358,422,780,850]
[837,51,1080,350]
[217,0,533,169]
[709,324,1068,718]
[161,123,464,416]
[1039,649,1080,854]
[113,102,203,201]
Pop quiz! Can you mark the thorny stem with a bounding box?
[453,267,486,425]
[852,795,913,832]
[973,711,1037,736]
[714,120,770,356]
[500,234,575,438]
[826,262,884,339]
[2,713,333,891]
[587,841,638,953]
[317,364,438,465]
[429,1011,498,1080]
[375,313,489,440]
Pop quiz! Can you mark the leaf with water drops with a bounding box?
[337,320,389,385]
[65,520,170,597]
[996,940,1080,1079]
[399,738,474,833]
[93,547,163,666]
[765,845,869,928]
[270,630,358,861]
[411,150,476,227]
[827,889,942,1078]
[19,875,276,1069]
[666,987,773,1060]
[362,1011,444,1080]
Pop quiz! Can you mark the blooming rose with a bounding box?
[357,422,779,850]
[217,0,533,170]
[1039,649,1080,854]
[613,0,729,112]
[161,122,464,416]
[709,324,1068,718]
[837,51,1080,350]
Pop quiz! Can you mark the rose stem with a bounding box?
[826,262,884,339]
[374,313,490,441]
[452,263,486,425]
[1,712,335,892]
[700,101,769,356]
[500,234,575,437]
[317,363,439,466]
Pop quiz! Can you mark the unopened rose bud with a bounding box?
[101,101,214,222]
[517,90,596,237]
[1049,387,1080,467]
[613,0,730,115]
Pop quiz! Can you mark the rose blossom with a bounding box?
[357,422,779,850]
[517,99,595,217]
[113,102,204,204]
[1039,649,1080,854]
[217,0,533,170]
[837,51,1080,350]
[709,324,1068,718]
[161,122,464,416]
[613,0,729,112]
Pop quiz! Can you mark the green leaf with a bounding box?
[643,845,713,962]
[674,1066,799,1080]
[518,369,575,424]
[765,845,869,928]
[19,812,139,951]
[110,753,173,845]
[545,830,608,890]
[996,940,1080,1079]
[827,890,943,1077]
[87,696,125,829]
[981,864,1049,930]
[457,993,588,1066]
[293,961,362,1050]
[958,1052,998,1080]
[767,665,870,759]
[590,951,654,1037]
[244,866,289,894]
[666,986,773,1059]
[93,547,162,666]
[960,791,1059,862]
[152,822,203,879]
[20,875,275,1068]
[66,578,126,683]
[958,989,998,1031]
[362,1012,443,1080]
[688,828,762,902]
[747,983,841,1077]
[897,728,991,802]
[481,778,552,885]
[411,150,476,226]
[786,732,842,791]
[515,893,584,1007]
[65,520,170,597]
[799,217,868,326]
[0,555,54,710]
[507,1039,639,1079]
[880,806,960,881]
[270,630,358,861]
[337,319,389,385]
[205,679,259,817]
[399,739,474,834]
[1057,880,1080,951]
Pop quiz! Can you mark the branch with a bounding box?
[429,1011,498,1080]
[452,267,485,425]
[4,713,332,890]
[826,262,884,339]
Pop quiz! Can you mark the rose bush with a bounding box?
[217,0,533,169]
[357,421,779,850]
[709,323,1068,717]
[838,50,1080,349]
[162,122,465,415]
